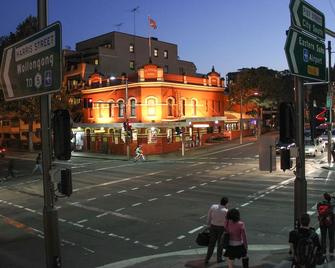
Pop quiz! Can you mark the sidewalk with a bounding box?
[99,246,335,268]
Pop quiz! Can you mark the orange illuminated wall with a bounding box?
[81,64,226,124]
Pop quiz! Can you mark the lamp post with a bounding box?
[111,74,130,160]
[240,87,243,145]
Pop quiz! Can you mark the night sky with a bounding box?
[1,0,335,76]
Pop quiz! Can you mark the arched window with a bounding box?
[118,100,124,117]
[192,99,197,116]
[168,98,173,116]
[108,100,114,117]
[147,98,156,116]
[181,99,186,116]
[130,99,136,117]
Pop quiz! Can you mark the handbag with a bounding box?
[221,222,230,249]
[196,227,210,246]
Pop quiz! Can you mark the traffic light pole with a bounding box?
[38,0,62,267]
[294,77,307,227]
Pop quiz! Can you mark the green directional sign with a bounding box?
[290,0,325,40]
[285,27,326,81]
[0,22,62,101]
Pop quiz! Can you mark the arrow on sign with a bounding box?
[291,0,301,28]
[3,48,14,98]
[288,30,298,73]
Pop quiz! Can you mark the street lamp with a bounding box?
[111,74,130,160]
[240,87,243,145]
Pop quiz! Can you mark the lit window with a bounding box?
[130,99,136,117]
[148,128,158,144]
[192,99,197,116]
[168,98,173,116]
[129,44,134,53]
[154,48,158,57]
[94,59,99,65]
[118,100,124,117]
[164,50,168,58]
[109,102,114,117]
[147,98,156,116]
[129,60,135,70]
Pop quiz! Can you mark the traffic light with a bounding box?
[53,109,72,160]
[57,169,72,196]
[279,102,295,144]
[87,98,93,108]
[280,148,292,171]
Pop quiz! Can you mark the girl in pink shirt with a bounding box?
[224,208,249,268]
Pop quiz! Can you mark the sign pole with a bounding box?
[294,76,307,226]
[38,0,62,267]
[327,41,333,165]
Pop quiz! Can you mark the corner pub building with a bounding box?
[70,63,255,156]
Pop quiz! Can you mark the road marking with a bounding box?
[200,183,207,186]
[166,179,172,182]
[132,203,142,207]
[87,197,96,202]
[164,194,172,197]
[115,208,125,212]
[77,219,88,223]
[104,194,112,197]
[188,226,204,234]
[131,187,139,190]
[176,190,184,194]
[177,235,186,240]
[73,171,162,192]
[154,181,162,184]
[148,198,158,202]
[96,213,108,218]
[189,186,196,189]
[164,241,173,247]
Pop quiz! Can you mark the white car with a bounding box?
[304,138,324,157]
[319,130,335,145]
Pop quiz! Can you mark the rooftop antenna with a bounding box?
[114,23,124,31]
[130,6,139,70]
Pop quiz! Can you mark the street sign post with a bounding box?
[0,22,61,101]
[285,27,326,81]
[290,0,325,40]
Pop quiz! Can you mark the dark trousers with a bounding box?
[206,225,225,262]
[320,225,334,254]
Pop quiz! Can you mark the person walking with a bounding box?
[134,145,145,162]
[317,192,335,257]
[3,159,15,180]
[289,213,323,267]
[205,197,228,264]
[223,208,248,268]
[331,141,335,163]
[32,153,42,175]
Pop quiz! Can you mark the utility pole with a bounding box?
[38,0,61,267]
[294,77,307,226]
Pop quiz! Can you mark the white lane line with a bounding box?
[118,190,127,193]
[115,208,125,212]
[154,181,162,184]
[166,179,172,182]
[200,183,207,186]
[176,190,184,194]
[164,194,172,197]
[177,235,186,240]
[96,212,108,218]
[230,174,235,177]
[87,198,96,202]
[241,202,250,207]
[104,194,112,197]
[24,208,36,213]
[144,184,151,187]
[145,244,159,250]
[132,203,142,207]
[148,198,158,202]
[77,219,88,224]
[73,171,162,192]
[189,186,196,189]
[131,188,139,191]
[164,241,173,247]
[83,247,95,254]
[188,226,204,234]
[211,180,217,183]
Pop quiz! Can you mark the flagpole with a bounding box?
[148,16,152,62]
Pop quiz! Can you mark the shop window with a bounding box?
[130,99,136,117]
[147,98,156,116]
[192,99,197,116]
[148,128,158,144]
[167,128,173,143]
[164,50,168,59]
[168,98,173,116]
[118,100,124,117]
[154,48,158,57]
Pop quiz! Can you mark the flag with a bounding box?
[148,16,157,29]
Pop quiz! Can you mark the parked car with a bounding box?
[304,138,324,157]
[0,146,6,157]
[319,130,335,145]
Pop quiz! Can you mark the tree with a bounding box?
[0,16,39,151]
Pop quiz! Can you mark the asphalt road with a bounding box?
[0,140,333,268]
